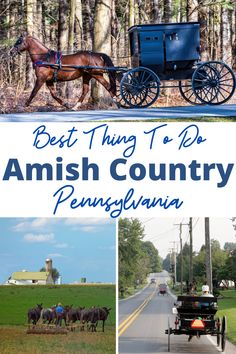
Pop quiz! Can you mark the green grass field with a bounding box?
[0,284,115,354]
[218,290,236,345]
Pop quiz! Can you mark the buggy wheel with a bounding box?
[115,75,131,109]
[216,317,221,346]
[221,315,227,352]
[167,317,171,352]
[192,61,236,105]
[179,80,203,105]
[120,67,160,108]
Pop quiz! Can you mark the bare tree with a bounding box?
[163,0,172,23]
[75,0,83,49]
[25,0,36,89]
[221,6,231,64]
[92,0,112,101]
[83,0,93,49]
[58,0,69,52]
[186,0,198,22]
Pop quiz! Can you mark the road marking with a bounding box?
[206,335,222,352]
[118,287,156,336]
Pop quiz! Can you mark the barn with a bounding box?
[6,259,54,285]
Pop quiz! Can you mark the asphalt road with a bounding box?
[1,104,236,122]
[119,271,236,354]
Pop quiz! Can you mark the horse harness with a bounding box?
[32,51,105,81]
[33,50,62,82]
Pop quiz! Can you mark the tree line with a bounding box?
[119,218,162,293]
[163,240,236,291]
[0,0,235,100]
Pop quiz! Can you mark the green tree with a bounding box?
[119,218,162,290]
[211,240,227,288]
[176,243,194,283]
[224,242,236,251]
[40,267,60,284]
[163,253,171,272]
[119,218,145,288]
[141,241,162,273]
[221,250,236,290]
[193,240,227,288]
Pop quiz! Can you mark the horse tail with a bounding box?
[101,53,116,96]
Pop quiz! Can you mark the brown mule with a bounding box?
[11,33,116,109]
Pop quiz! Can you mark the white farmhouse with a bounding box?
[6,259,54,285]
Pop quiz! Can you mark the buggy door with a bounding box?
[165,27,200,62]
[139,31,164,71]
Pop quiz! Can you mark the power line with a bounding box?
[144,226,178,241]
[174,221,189,295]
[141,218,155,224]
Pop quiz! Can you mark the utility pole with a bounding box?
[174,222,189,295]
[170,241,176,289]
[189,217,193,284]
[205,217,213,293]
[170,241,177,287]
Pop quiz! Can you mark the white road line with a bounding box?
[206,335,222,352]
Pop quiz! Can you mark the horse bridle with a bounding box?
[13,36,24,55]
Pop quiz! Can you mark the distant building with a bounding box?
[57,275,62,285]
[5,259,54,285]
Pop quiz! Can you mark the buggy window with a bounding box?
[130,31,139,56]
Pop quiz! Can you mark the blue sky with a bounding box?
[141,218,236,258]
[0,218,116,284]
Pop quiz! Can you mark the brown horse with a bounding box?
[10,33,116,109]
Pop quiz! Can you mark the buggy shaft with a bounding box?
[35,62,128,72]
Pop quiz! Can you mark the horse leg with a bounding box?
[46,81,70,108]
[92,74,115,98]
[72,73,91,110]
[92,73,120,108]
[25,79,45,106]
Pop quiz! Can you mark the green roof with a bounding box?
[11,272,50,280]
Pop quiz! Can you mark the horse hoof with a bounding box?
[71,102,82,111]
[112,98,121,109]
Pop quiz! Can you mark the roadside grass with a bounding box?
[119,283,148,299]
[218,290,236,345]
[0,285,115,354]
[105,117,236,122]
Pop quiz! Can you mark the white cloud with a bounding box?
[23,233,55,243]
[64,218,114,226]
[12,218,114,234]
[80,226,97,232]
[13,218,59,232]
[55,243,68,249]
[31,218,52,228]
[13,221,29,232]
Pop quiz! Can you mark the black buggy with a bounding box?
[165,295,227,352]
[118,22,236,108]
